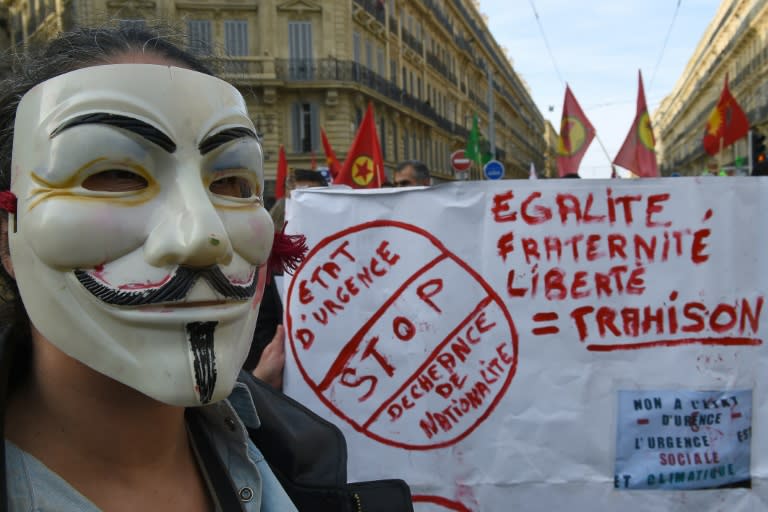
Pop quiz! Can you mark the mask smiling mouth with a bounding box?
[74,266,257,307]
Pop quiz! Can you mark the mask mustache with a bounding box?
[74,266,257,307]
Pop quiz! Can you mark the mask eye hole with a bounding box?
[82,170,149,192]
[210,176,254,199]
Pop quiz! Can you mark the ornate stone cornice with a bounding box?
[276,0,321,14]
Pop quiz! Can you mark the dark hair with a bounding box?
[291,169,328,187]
[395,160,430,184]
[561,172,581,179]
[0,25,213,191]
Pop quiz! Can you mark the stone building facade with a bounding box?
[2,0,548,193]
[654,0,768,176]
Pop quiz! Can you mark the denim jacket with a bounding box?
[6,382,298,512]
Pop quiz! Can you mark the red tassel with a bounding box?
[268,224,308,275]
[0,191,16,214]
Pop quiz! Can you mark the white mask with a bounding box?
[8,64,274,406]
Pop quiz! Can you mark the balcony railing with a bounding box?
[210,56,276,81]
[389,16,398,35]
[269,58,470,138]
[354,0,385,25]
[423,0,453,35]
[426,52,456,84]
[402,30,423,55]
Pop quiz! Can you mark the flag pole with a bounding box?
[718,135,724,173]
[593,132,616,178]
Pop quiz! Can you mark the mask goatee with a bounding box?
[186,321,218,404]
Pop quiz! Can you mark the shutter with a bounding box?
[187,20,212,55]
[377,47,385,76]
[393,123,398,161]
[291,103,301,153]
[380,118,386,160]
[225,20,248,56]
[289,22,313,79]
[310,103,320,152]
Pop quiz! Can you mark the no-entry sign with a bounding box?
[450,150,472,173]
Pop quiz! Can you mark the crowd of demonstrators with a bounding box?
[0,25,413,512]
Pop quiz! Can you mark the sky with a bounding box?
[478,0,722,178]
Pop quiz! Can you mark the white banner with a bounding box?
[282,178,767,511]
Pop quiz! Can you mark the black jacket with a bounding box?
[240,371,414,512]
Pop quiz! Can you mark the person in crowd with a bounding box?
[289,168,329,190]
[0,25,413,512]
[393,160,431,187]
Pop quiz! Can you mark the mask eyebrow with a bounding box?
[50,113,176,153]
[199,127,258,155]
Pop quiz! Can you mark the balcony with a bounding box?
[422,0,453,35]
[401,29,423,55]
[426,52,457,85]
[269,58,468,139]
[211,56,276,82]
[353,0,385,25]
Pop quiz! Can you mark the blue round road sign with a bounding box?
[483,159,504,180]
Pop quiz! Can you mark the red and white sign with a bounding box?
[450,150,472,173]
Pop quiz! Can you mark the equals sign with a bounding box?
[637,418,649,425]
[532,312,559,335]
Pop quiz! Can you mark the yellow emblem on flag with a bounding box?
[557,116,587,156]
[351,155,376,186]
[638,112,655,150]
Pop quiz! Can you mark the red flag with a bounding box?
[275,145,287,199]
[703,74,749,155]
[613,70,659,178]
[556,85,595,177]
[333,103,385,188]
[320,128,342,178]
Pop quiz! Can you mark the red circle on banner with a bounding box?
[286,220,519,450]
[412,495,471,511]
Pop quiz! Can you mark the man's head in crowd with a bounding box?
[288,168,328,195]
[393,160,431,187]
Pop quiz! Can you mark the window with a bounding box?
[393,123,399,161]
[28,0,37,32]
[12,12,23,45]
[377,48,385,77]
[379,118,387,160]
[187,20,213,56]
[289,22,313,79]
[224,20,248,73]
[118,19,146,31]
[225,20,248,55]
[403,129,409,159]
[390,59,397,83]
[353,31,361,80]
[291,103,319,153]
[365,39,373,69]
